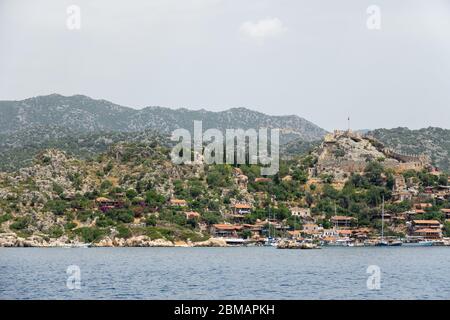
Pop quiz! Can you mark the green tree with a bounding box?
[44,200,68,215]
[145,190,165,207]
[365,161,385,186]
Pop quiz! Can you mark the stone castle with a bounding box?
[311,130,431,180]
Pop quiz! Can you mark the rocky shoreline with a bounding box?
[0,233,228,248]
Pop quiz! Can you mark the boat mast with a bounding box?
[381,196,385,242]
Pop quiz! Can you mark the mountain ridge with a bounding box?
[0,94,327,142]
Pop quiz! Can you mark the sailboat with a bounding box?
[375,196,402,247]
[264,207,276,247]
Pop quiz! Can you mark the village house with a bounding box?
[415,203,433,210]
[337,229,353,238]
[170,199,188,207]
[242,224,263,238]
[185,211,201,219]
[95,197,122,212]
[412,209,426,216]
[372,211,392,222]
[290,207,311,218]
[321,228,338,238]
[353,228,371,240]
[413,228,442,239]
[287,230,302,240]
[301,223,323,238]
[410,220,442,239]
[254,177,272,183]
[232,203,252,215]
[436,186,450,199]
[441,208,450,220]
[210,224,243,238]
[411,219,441,229]
[392,191,413,202]
[424,187,435,194]
[331,215,355,228]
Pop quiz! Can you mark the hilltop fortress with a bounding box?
[311,130,431,180]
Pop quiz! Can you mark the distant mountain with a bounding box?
[0,94,326,141]
[0,94,327,171]
[0,94,134,134]
[369,127,450,171]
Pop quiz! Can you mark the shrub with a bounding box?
[95,216,115,227]
[116,224,132,239]
[0,213,12,224]
[77,210,95,222]
[444,222,450,237]
[52,183,64,196]
[48,226,64,238]
[75,227,105,243]
[64,222,77,230]
[10,217,30,230]
[44,200,69,215]
[100,180,113,190]
[145,215,157,226]
[126,189,138,200]
[106,209,134,223]
[145,190,165,207]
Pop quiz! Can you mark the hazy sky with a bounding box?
[1,0,450,131]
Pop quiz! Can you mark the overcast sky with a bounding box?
[1,0,450,131]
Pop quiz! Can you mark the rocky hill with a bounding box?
[310,130,431,181]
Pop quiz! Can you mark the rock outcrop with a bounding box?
[192,238,227,247]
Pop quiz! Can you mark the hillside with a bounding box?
[1,138,449,247]
[370,127,450,172]
[0,126,168,172]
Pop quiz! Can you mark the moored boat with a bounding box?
[404,240,433,247]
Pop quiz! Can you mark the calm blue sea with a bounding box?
[0,247,449,300]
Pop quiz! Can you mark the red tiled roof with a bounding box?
[213,224,243,231]
[185,211,200,218]
[413,220,440,225]
[170,199,187,205]
[234,203,252,209]
[338,229,353,235]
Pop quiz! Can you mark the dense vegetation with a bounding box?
[1,139,448,244]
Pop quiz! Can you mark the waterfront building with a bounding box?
[331,215,355,228]
[210,224,243,238]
